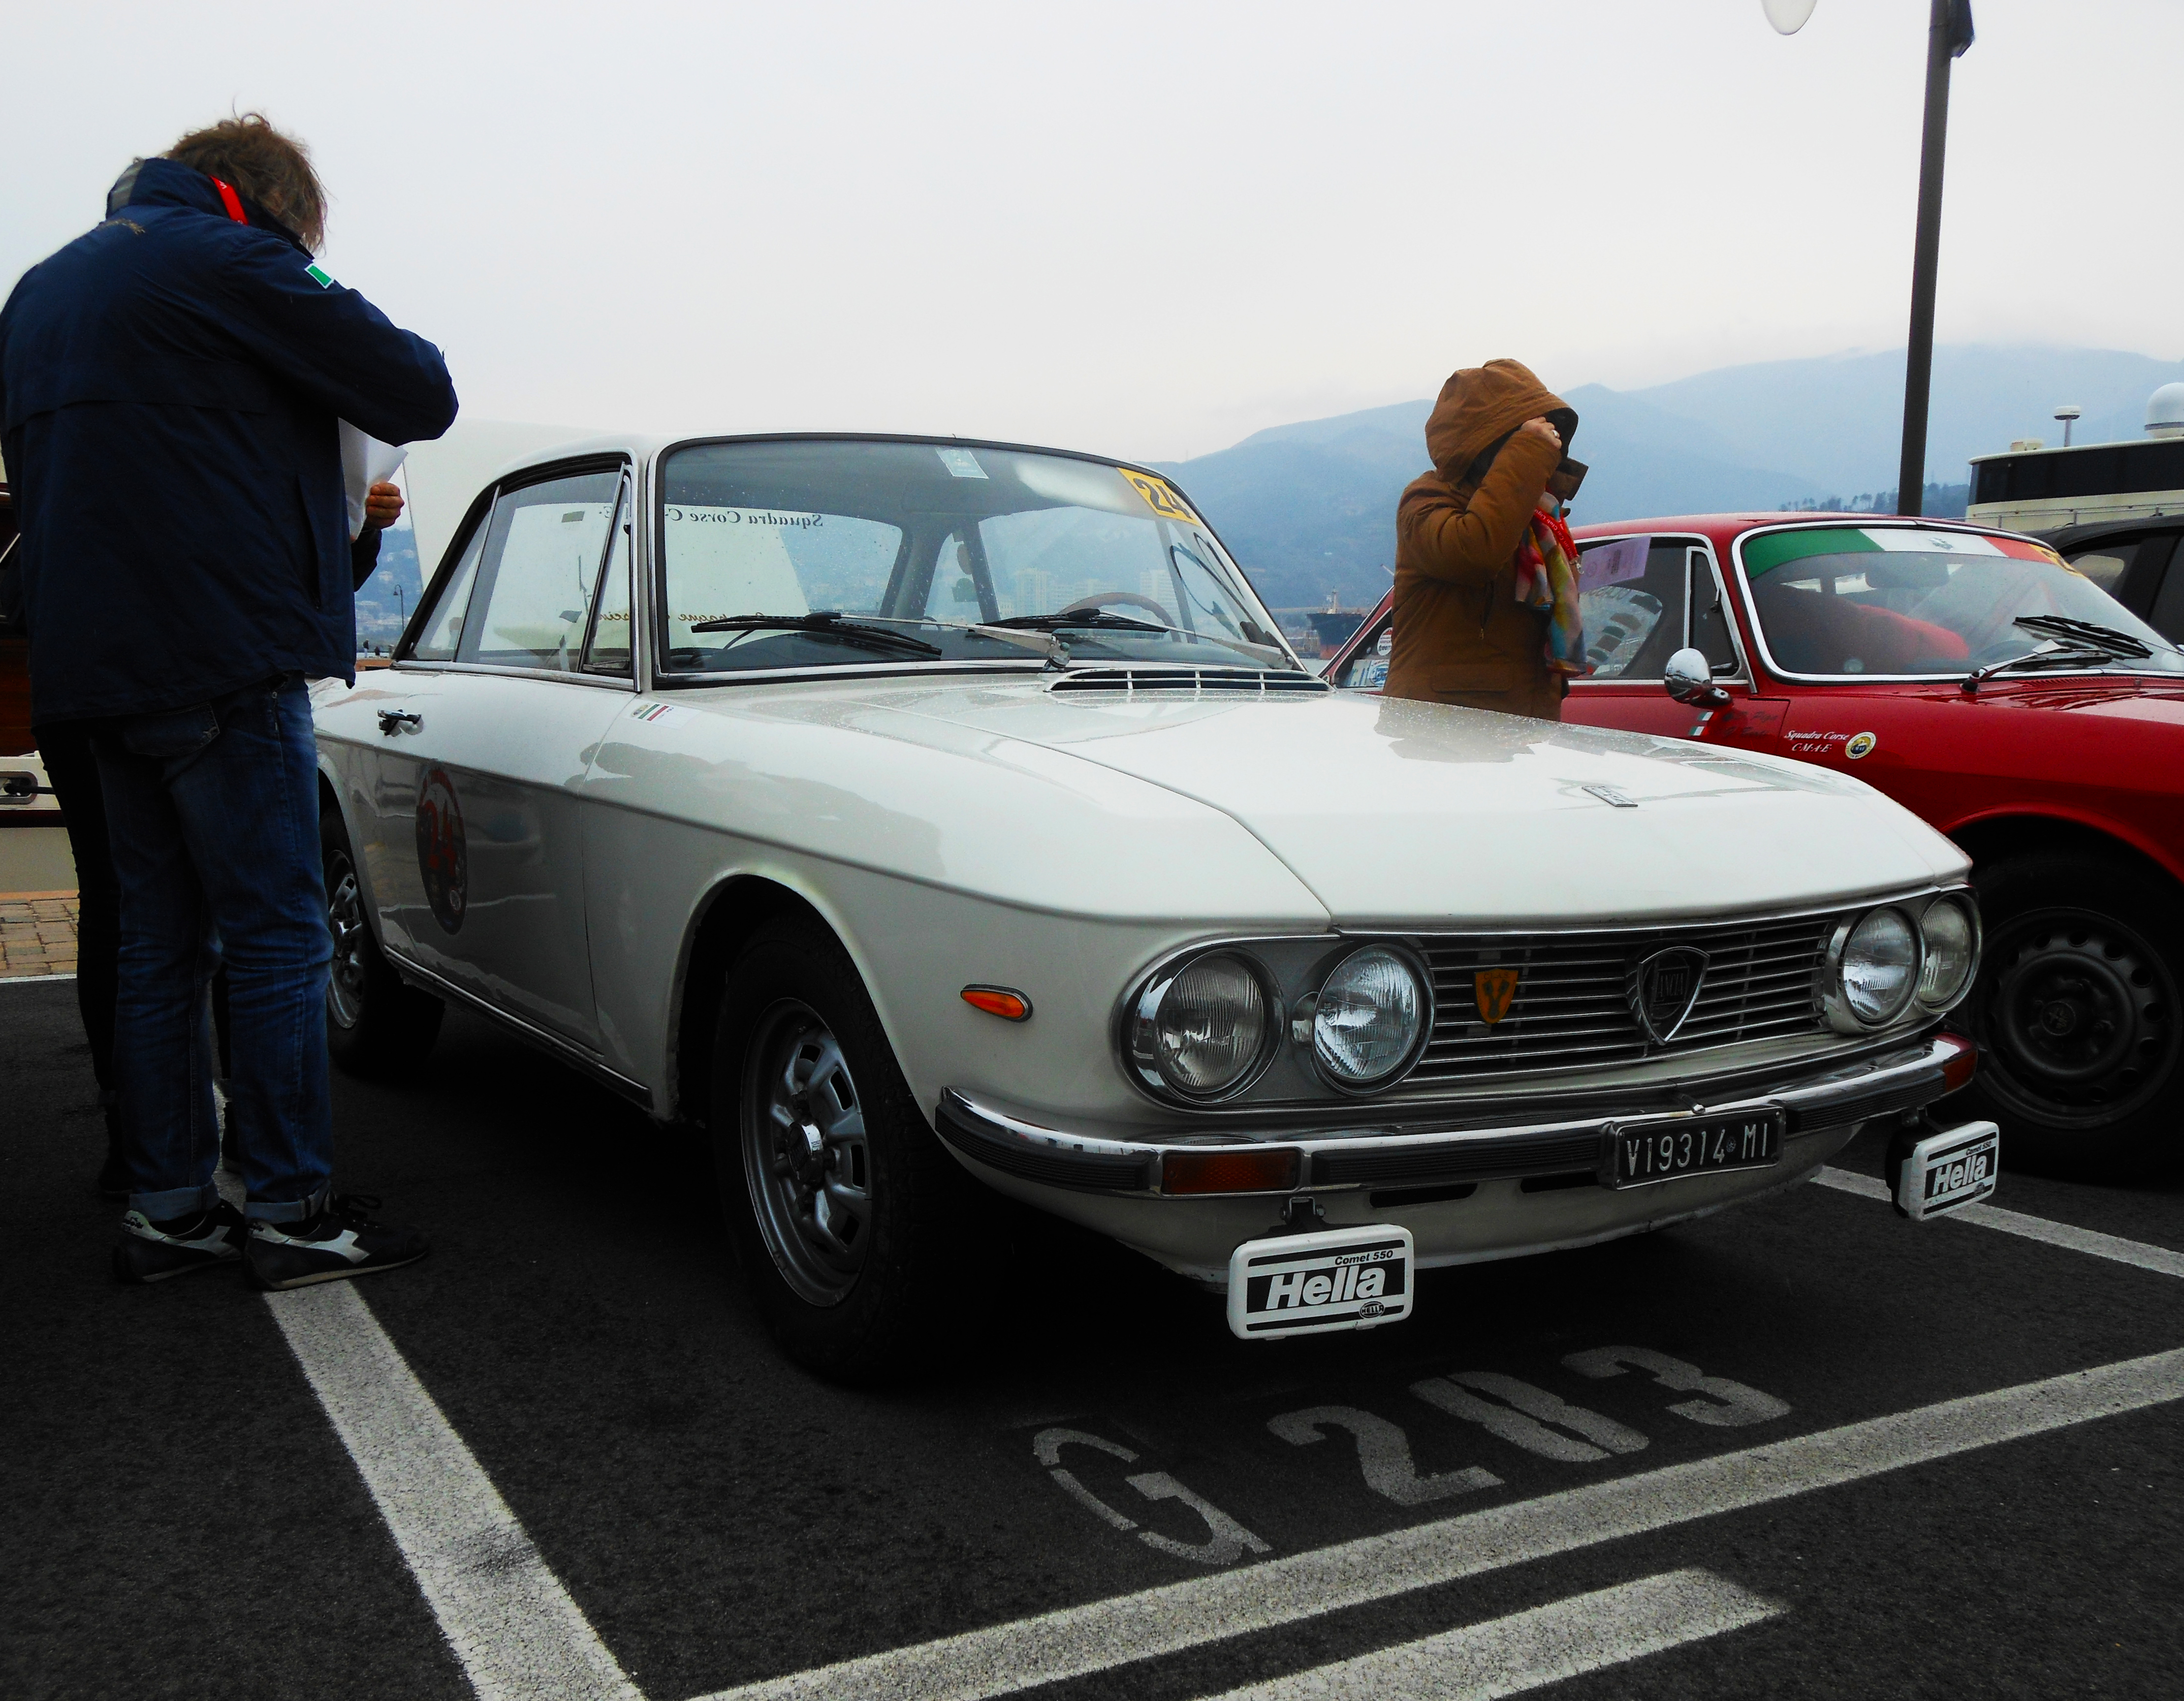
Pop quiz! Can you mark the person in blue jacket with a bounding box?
[0,114,459,1288]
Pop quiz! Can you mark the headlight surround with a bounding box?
[1830,906,1920,1028]
[1916,895,1979,1009]
[1308,945,1431,1091]
[1127,950,1274,1102]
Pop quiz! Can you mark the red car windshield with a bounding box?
[1739,525,2184,679]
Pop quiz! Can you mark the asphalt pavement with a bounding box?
[5,976,2182,1701]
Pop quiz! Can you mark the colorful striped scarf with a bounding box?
[1513,506,1588,676]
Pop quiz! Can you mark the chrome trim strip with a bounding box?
[387,953,654,1110]
[938,1033,1968,1198]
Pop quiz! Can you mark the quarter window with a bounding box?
[581,478,635,675]
[457,469,626,671]
[410,508,489,662]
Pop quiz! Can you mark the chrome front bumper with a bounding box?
[935,1032,1972,1200]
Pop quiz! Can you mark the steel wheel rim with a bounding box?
[326,853,369,1032]
[740,999,873,1306]
[1975,905,2178,1128]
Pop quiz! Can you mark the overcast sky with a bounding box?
[5,1,2176,463]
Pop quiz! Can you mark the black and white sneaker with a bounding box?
[113,1198,247,1284]
[246,1194,429,1290]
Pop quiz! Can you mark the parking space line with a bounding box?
[689,1346,2184,1701]
[266,1283,644,1701]
[1813,1167,2184,1279]
[1204,1567,1779,1700]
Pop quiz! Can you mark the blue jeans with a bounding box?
[95,675,331,1223]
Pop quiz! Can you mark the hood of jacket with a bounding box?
[108,157,308,253]
[1423,359,1574,484]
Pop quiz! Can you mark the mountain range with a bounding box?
[1154,345,2184,611]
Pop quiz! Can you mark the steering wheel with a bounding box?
[1057,591,1173,620]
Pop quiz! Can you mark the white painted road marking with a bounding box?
[1814,1166,2184,1279]
[687,1346,2184,1701]
[266,1283,643,1701]
[1205,1568,1780,1700]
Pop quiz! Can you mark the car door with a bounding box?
[1560,535,1782,742]
[354,460,636,1050]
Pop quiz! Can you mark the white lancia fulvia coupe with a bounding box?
[315,433,1995,1377]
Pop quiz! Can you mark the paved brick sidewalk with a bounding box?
[0,891,78,978]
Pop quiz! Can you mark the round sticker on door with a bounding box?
[415,766,468,934]
[1845,731,1878,760]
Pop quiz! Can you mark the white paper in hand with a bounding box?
[339,421,409,540]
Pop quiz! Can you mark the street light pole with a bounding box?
[1896,0,1975,516]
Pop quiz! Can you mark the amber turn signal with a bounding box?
[961,985,1032,1022]
[1161,1146,1301,1196]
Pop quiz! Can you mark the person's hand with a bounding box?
[1517,417,1563,454]
[363,481,404,530]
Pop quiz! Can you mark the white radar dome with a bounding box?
[2149,382,2184,438]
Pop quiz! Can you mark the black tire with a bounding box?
[321,806,444,1076]
[710,918,983,1382]
[1961,852,2184,1179]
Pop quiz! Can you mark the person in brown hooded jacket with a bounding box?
[1384,360,1582,720]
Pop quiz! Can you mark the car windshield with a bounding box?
[655,439,1296,676]
[1739,525,2184,679]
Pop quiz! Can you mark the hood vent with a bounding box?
[1048,666,1330,698]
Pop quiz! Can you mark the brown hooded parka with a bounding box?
[1383,359,1574,720]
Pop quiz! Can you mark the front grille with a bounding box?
[1048,666,1329,696]
[1410,914,1834,1086]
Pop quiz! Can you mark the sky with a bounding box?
[4,0,2177,464]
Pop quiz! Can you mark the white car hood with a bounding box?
[858,681,1964,929]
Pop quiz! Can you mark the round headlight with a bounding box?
[1917,896,1977,1007]
[1147,953,1268,1098]
[1312,946,1428,1090]
[1842,907,1919,1025]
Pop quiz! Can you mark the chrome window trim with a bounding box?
[1726,517,2181,687]
[1562,531,1751,690]
[647,658,1054,690]
[388,660,636,691]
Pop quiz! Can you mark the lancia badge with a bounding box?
[1474,967,1520,1026]
[1630,945,1708,1043]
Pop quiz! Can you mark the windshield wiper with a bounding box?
[686,612,941,658]
[1962,615,2164,695]
[986,610,1180,636]
[2011,614,2154,659]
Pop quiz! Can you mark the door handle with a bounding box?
[377,709,422,736]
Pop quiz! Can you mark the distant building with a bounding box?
[1966,383,2184,533]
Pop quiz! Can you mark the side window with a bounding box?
[581,479,634,675]
[1338,611,1392,690]
[410,505,490,661]
[1688,550,1741,675]
[2146,535,2184,643]
[1576,537,1690,680]
[457,468,625,670]
[2064,539,2139,600]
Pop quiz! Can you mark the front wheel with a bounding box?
[321,806,443,1076]
[1961,852,2184,1179]
[710,919,984,1381]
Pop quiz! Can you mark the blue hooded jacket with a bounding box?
[0,157,458,724]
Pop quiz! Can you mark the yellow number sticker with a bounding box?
[1119,469,1202,527]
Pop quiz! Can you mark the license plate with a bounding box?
[1227,1224,1414,1341]
[1894,1120,1999,1219]
[1606,1111,1783,1188]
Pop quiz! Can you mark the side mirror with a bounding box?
[1663,648,1731,707]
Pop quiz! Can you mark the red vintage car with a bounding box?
[1320,513,2184,1178]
